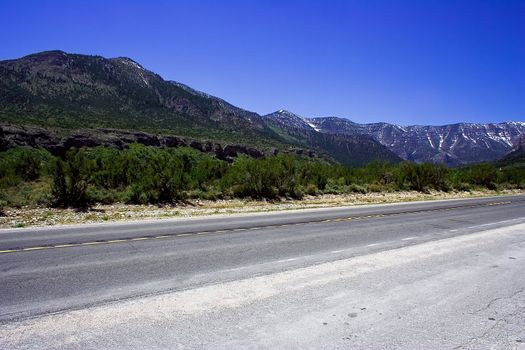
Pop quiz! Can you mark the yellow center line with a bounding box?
[2,200,516,255]
[22,246,51,251]
[53,244,76,248]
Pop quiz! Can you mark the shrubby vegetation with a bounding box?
[0,144,524,209]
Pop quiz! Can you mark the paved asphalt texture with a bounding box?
[1,195,525,349]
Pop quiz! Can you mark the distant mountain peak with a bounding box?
[277,109,297,115]
[265,110,317,132]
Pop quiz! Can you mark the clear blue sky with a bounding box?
[1,0,523,125]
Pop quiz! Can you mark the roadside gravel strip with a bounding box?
[2,223,525,349]
[3,190,522,229]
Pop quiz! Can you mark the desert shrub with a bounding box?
[221,155,302,199]
[348,183,367,194]
[497,164,525,187]
[0,147,53,188]
[2,142,521,208]
[458,163,498,189]
[366,183,384,193]
[304,183,318,196]
[51,149,93,208]
[397,162,450,192]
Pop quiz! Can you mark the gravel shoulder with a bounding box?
[1,189,524,229]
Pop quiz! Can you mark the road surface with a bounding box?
[1,195,525,349]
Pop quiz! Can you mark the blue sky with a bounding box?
[1,0,523,125]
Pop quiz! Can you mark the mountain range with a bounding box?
[1,50,523,166]
[305,117,525,166]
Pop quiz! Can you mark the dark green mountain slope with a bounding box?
[264,110,401,165]
[0,50,281,146]
[495,144,525,168]
[0,50,400,165]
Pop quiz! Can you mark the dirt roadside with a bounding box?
[1,189,523,229]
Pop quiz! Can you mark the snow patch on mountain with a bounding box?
[265,110,316,131]
[306,117,525,165]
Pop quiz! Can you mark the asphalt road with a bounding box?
[1,195,525,349]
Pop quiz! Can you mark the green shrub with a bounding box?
[51,149,93,208]
[221,155,302,199]
[348,183,367,194]
[304,183,318,196]
[397,162,450,192]
[458,164,497,189]
[2,142,522,208]
[366,183,384,193]
[0,147,53,188]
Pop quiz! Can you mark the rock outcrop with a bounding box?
[0,124,283,161]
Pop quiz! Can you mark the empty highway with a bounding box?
[1,194,525,349]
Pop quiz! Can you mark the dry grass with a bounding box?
[1,189,523,229]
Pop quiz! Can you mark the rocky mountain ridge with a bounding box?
[0,50,399,166]
[1,50,523,166]
[0,123,294,161]
[306,117,525,165]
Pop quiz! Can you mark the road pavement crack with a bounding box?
[453,319,504,349]
[471,288,524,315]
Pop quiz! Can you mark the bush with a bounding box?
[459,164,497,189]
[304,183,318,196]
[221,155,302,199]
[348,183,367,194]
[366,183,384,193]
[2,143,521,208]
[0,147,53,188]
[0,199,6,216]
[51,149,93,208]
[397,162,450,192]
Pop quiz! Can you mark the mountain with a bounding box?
[4,50,519,167]
[307,117,525,166]
[0,50,283,147]
[495,140,525,168]
[263,110,401,165]
[0,50,400,166]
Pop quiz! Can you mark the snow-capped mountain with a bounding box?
[265,110,319,131]
[262,110,402,165]
[306,117,525,165]
[264,110,525,165]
